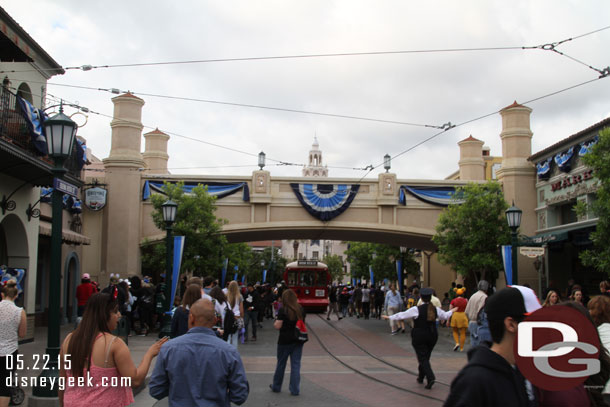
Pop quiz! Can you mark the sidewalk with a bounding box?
[18,324,161,407]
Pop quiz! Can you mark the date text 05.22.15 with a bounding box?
[5,354,71,371]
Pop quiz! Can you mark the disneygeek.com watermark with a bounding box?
[6,372,131,391]
[4,353,131,391]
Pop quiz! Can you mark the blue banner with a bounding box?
[170,236,185,308]
[221,258,228,288]
[142,180,249,202]
[369,266,374,287]
[399,186,464,206]
[396,259,403,293]
[352,278,356,287]
[241,275,246,284]
[16,94,48,155]
[290,183,360,221]
[263,269,267,283]
[502,245,513,285]
[234,273,238,282]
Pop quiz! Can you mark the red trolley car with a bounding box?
[283,260,330,312]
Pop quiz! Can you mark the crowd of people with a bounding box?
[5,271,610,406]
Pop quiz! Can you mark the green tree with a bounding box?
[432,182,510,284]
[223,242,254,284]
[345,242,419,284]
[143,182,227,278]
[323,254,345,283]
[579,128,610,273]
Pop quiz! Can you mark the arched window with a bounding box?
[17,83,33,104]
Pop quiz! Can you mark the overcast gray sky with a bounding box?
[4,1,610,180]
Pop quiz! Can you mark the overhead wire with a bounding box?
[356,75,608,182]
[21,67,608,178]
[1,24,608,74]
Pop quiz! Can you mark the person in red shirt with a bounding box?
[76,273,97,316]
[450,285,468,351]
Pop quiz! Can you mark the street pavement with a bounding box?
[18,315,469,406]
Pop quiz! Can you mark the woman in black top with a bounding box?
[170,284,201,338]
[326,286,342,321]
[270,289,306,396]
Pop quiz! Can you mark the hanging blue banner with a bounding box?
[396,259,403,294]
[352,278,356,287]
[290,183,360,221]
[142,180,249,202]
[263,269,267,283]
[221,258,228,288]
[241,275,245,284]
[170,236,185,308]
[369,266,374,287]
[399,186,464,206]
[233,273,238,282]
[502,245,513,285]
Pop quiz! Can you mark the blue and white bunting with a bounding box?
[16,94,48,155]
[536,157,552,180]
[579,136,598,156]
[142,180,250,202]
[554,146,574,173]
[399,186,464,206]
[290,183,360,221]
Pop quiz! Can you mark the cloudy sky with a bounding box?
[4,1,610,180]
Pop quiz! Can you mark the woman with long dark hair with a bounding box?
[270,289,306,396]
[59,293,167,406]
[171,284,203,338]
[383,287,456,389]
[0,281,26,407]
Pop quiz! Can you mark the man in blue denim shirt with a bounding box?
[149,299,249,406]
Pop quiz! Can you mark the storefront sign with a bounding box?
[520,247,545,258]
[551,169,594,192]
[84,186,107,211]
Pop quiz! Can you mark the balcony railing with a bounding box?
[0,88,82,181]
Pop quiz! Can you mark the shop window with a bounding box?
[312,251,319,259]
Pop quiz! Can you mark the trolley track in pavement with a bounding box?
[306,314,448,403]
[315,314,451,387]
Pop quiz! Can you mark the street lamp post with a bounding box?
[505,202,522,285]
[159,199,177,338]
[33,103,78,397]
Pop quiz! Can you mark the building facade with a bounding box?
[0,7,89,334]
[528,118,609,297]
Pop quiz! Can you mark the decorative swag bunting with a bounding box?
[554,146,574,173]
[142,180,250,202]
[290,183,360,221]
[536,157,553,180]
[579,136,598,156]
[399,185,464,207]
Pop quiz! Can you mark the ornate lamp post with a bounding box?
[505,203,522,285]
[399,246,407,295]
[33,103,78,397]
[258,151,266,170]
[384,154,391,173]
[159,199,177,338]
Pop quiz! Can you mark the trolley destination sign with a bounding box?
[297,260,319,266]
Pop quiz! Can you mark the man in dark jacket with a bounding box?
[444,286,541,407]
[243,283,261,341]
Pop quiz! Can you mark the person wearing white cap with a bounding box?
[444,285,541,407]
[76,273,96,317]
[383,287,457,389]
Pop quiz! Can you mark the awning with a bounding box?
[528,231,569,245]
[39,221,91,245]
